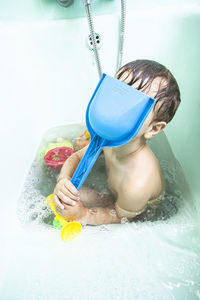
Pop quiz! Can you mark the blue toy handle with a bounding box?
[71,134,105,190]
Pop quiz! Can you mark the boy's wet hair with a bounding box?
[115,59,181,124]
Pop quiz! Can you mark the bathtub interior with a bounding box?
[1,1,200,299]
[1,124,199,300]
[12,122,199,300]
[17,124,193,225]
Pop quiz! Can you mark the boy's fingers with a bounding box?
[53,194,64,210]
[65,181,80,196]
[58,191,77,206]
[61,186,80,201]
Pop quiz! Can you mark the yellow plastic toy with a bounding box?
[76,130,90,150]
[46,194,82,241]
[85,130,90,139]
[44,140,74,156]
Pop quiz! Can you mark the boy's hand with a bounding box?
[53,177,80,210]
[55,200,87,221]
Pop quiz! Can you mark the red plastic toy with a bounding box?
[44,147,74,170]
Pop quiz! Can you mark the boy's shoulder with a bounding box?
[116,157,165,217]
[124,145,165,199]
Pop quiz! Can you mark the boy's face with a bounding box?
[115,72,167,140]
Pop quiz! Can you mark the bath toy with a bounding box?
[46,194,82,241]
[84,130,90,139]
[71,73,156,190]
[44,147,74,170]
[76,130,90,150]
[44,140,74,156]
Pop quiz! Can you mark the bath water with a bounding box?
[16,124,200,300]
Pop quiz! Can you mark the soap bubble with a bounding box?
[109,209,117,217]
[99,225,109,231]
[56,136,66,143]
[120,217,129,224]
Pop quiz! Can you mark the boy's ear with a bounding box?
[144,121,166,140]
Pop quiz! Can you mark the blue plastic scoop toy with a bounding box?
[71,73,155,190]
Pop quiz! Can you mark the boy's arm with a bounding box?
[57,145,89,182]
[82,206,121,224]
[81,179,148,224]
[53,145,89,210]
[114,178,149,220]
[59,177,149,224]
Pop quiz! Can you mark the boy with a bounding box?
[53,59,181,224]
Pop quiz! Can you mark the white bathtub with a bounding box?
[1,1,200,299]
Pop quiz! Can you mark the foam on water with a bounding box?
[15,124,200,300]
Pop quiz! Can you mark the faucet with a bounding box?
[56,0,74,7]
[57,0,92,7]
